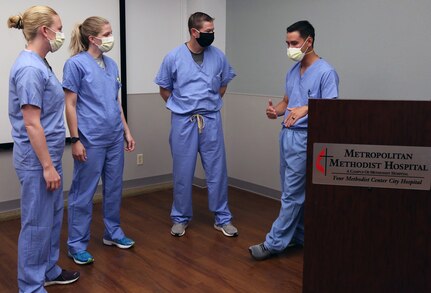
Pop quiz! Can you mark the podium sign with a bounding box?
[304,99,431,293]
[312,143,431,190]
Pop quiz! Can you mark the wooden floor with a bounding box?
[0,187,303,292]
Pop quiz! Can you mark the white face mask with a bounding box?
[47,27,65,52]
[287,36,310,62]
[95,36,114,53]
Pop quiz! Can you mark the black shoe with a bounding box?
[45,269,80,286]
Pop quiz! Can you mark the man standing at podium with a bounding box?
[249,20,339,260]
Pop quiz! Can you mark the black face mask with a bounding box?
[196,32,214,47]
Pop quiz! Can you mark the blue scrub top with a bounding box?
[63,52,123,147]
[9,50,65,170]
[155,44,236,114]
[284,58,339,129]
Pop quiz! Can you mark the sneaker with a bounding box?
[249,243,273,261]
[68,250,94,265]
[214,223,238,237]
[171,222,188,237]
[103,237,135,249]
[44,269,80,286]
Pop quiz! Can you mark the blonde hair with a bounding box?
[70,16,110,56]
[7,5,58,42]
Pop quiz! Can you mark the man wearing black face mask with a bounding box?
[155,12,238,238]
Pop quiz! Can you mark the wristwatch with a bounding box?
[70,137,80,144]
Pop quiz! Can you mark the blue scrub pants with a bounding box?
[265,128,307,252]
[67,139,125,254]
[170,111,232,225]
[16,166,63,293]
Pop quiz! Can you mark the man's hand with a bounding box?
[284,106,308,127]
[266,99,278,119]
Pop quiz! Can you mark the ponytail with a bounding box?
[69,23,86,56]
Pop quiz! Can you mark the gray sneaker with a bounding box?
[249,243,273,261]
[171,222,188,237]
[214,222,238,237]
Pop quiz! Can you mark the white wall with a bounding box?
[0,0,121,144]
[6,0,428,207]
[221,0,431,196]
[126,0,226,95]
[0,0,227,208]
[226,0,431,101]
[125,0,187,94]
[0,0,121,207]
[125,0,226,180]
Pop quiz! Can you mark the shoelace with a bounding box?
[190,114,205,134]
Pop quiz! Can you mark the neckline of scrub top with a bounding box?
[22,50,51,72]
[84,51,109,72]
[300,57,323,79]
[183,43,207,69]
[94,56,106,69]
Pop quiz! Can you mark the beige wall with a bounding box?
[0,92,284,209]
[123,94,172,180]
[224,93,283,191]
[0,93,173,208]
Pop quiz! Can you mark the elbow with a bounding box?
[24,122,39,134]
[65,100,77,111]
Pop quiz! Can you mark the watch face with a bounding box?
[71,137,79,143]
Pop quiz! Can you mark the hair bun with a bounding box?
[8,15,23,29]
[17,16,23,29]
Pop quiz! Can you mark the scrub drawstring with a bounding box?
[190,114,205,134]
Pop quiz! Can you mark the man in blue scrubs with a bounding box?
[249,20,339,260]
[155,12,238,237]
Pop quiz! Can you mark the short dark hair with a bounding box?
[287,20,315,46]
[188,12,214,34]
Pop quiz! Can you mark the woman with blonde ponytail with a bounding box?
[7,5,79,292]
[69,23,86,56]
[63,16,135,265]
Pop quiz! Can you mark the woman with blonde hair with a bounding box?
[7,5,79,292]
[63,16,135,265]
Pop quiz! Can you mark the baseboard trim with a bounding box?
[192,177,207,188]
[228,177,281,200]
[0,174,280,221]
[0,203,21,222]
[0,174,173,222]
[193,177,281,201]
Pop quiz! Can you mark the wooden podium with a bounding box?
[303,100,431,293]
